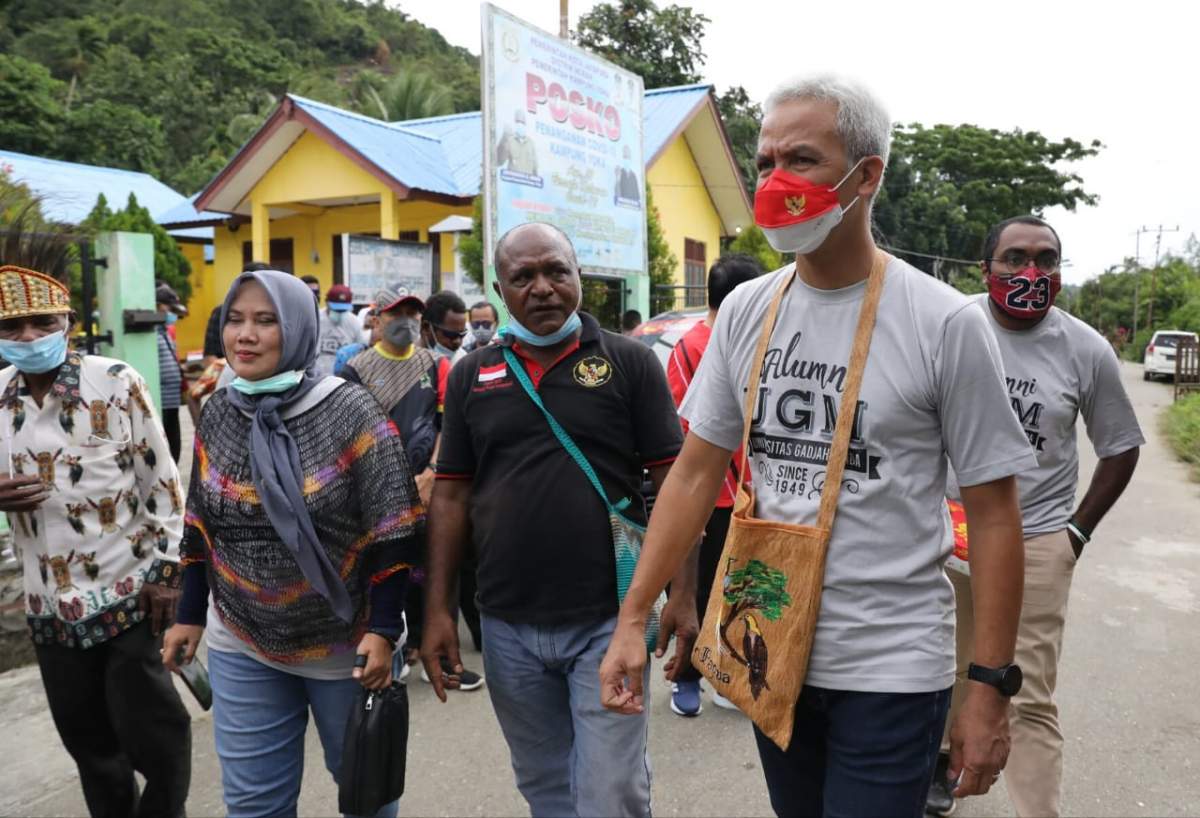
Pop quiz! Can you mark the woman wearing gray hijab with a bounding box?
[162,270,421,818]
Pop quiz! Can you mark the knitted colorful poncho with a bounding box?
[179,382,422,663]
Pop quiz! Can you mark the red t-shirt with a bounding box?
[666,321,742,509]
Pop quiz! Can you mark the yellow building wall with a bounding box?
[647,136,724,286]
[187,132,471,343]
[173,242,212,359]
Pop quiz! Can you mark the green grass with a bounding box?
[1164,393,1200,480]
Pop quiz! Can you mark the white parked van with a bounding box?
[1144,330,1199,380]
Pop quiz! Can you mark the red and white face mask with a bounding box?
[754,158,865,254]
[987,265,1062,319]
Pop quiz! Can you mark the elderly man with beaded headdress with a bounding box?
[0,201,191,818]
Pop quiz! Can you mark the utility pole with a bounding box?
[559,0,568,38]
[1133,226,1152,340]
[1146,224,1181,329]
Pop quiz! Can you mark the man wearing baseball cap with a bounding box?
[314,283,366,376]
[342,286,483,690]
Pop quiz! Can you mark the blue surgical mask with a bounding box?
[498,288,583,347]
[502,312,582,347]
[164,312,179,326]
[229,369,305,395]
[0,330,68,374]
[433,342,457,360]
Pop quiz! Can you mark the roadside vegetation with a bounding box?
[1164,393,1200,480]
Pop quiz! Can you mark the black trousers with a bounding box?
[676,505,733,683]
[35,621,192,818]
[161,407,181,464]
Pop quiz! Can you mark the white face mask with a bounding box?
[759,159,865,255]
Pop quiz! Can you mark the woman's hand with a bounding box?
[162,624,204,672]
[354,633,394,690]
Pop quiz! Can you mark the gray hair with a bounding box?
[764,74,892,171]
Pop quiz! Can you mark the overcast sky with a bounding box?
[396,0,1197,285]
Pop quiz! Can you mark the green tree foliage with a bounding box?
[59,100,167,176]
[459,197,486,288]
[723,559,792,622]
[1068,255,1200,360]
[646,189,678,315]
[81,193,192,302]
[716,86,761,195]
[0,0,481,191]
[0,54,65,155]
[875,124,1101,280]
[573,0,709,89]
[352,66,454,122]
[728,226,783,274]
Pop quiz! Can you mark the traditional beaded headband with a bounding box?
[0,265,71,320]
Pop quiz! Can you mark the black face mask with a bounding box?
[383,316,420,349]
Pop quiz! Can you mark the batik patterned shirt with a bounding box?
[0,353,184,648]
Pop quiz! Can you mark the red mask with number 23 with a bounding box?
[987,265,1061,319]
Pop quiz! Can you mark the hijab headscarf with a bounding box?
[220,270,353,623]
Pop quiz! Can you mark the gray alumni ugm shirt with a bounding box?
[680,257,1037,693]
[948,297,1144,536]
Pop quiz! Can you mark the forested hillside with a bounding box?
[0,0,481,192]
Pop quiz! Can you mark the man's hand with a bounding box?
[947,682,1011,797]
[353,633,394,690]
[0,474,49,513]
[420,609,463,702]
[599,615,650,715]
[415,468,435,508]
[656,591,698,682]
[161,623,204,672]
[137,582,180,635]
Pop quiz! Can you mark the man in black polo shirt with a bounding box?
[422,223,694,818]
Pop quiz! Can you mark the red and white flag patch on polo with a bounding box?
[477,363,508,383]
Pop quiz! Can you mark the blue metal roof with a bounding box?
[0,149,191,225]
[642,84,712,162]
[392,111,484,198]
[155,193,225,228]
[290,96,465,197]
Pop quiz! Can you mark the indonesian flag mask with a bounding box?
[754,158,866,254]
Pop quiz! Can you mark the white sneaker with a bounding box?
[398,661,411,683]
[711,690,740,711]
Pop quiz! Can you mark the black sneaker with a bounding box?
[421,657,485,691]
[925,752,956,816]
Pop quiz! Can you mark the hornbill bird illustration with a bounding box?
[743,613,770,700]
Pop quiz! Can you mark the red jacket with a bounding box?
[666,321,742,509]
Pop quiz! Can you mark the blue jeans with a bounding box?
[481,613,652,818]
[754,685,951,818]
[207,648,400,818]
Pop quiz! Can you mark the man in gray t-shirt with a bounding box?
[930,216,1142,818]
[599,75,1037,817]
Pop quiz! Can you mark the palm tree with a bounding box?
[352,66,453,122]
[63,19,106,111]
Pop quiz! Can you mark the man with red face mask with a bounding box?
[599,75,1037,818]
[926,215,1143,818]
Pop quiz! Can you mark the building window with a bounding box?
[684,239,707,308]
[242,239,294,273]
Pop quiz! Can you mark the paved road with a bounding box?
[1,362,1196,817]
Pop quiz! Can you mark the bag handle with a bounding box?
[501,346,631,514]
[736,252,889,530]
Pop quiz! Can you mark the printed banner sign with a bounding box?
[482,3,646,277]
[340,234,433,304]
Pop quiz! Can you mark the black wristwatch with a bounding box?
[968,662,1023,696]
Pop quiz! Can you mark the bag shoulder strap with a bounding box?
[737,252,890,530]
[501,346,630,514]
